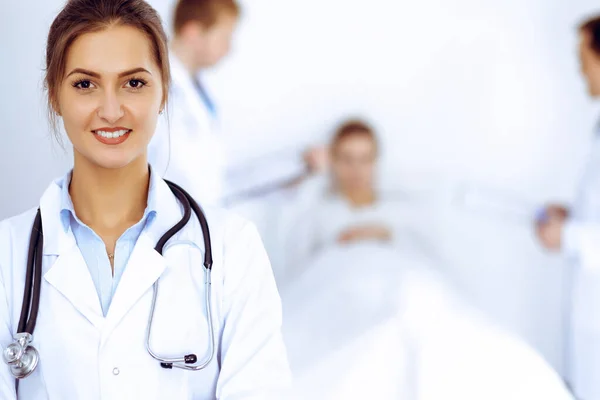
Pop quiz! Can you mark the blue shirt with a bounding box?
[59,171,158,316]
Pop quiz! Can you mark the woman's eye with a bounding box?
[75,80,92,89]
[126,79,146,89]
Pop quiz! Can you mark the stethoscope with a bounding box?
[2,180,215,379]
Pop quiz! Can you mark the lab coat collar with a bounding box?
[39,168,193,334]
[38,176,103,327]
[168,53,212,118]
[40,167,182,255]
[169,52,194,88]
[58,168,160,234]
[170,53,216,117]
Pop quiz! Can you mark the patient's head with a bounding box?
[330,120,378,195]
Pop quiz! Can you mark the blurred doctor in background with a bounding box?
[536,14,600,400]
[149,0,327,207]
[149,0,237,206]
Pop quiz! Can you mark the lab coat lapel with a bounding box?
[40,176,105,329]
[100,176,184,346]
[101,232,166,346]
[43,246,105,329]
[39,171,188,345]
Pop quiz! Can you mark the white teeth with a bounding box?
[95,129,130,139]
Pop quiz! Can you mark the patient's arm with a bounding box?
[337,224,392,243]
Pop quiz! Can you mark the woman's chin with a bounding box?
[88,153,143,170]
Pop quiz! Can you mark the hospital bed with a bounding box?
[228,172,571,387]
[280,243,574,399]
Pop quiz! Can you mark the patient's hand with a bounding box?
[303,145,329,174]
[338,224,392,243]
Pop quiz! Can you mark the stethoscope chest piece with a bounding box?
[3,333,39,379]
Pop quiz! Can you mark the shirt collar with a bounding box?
[59,166,160,233]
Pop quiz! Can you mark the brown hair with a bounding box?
[173,0,240,35]
[331,119,378,154]
[580,15,600,56]
[45,0,170,135]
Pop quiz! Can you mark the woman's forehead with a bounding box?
[65,25,158,76]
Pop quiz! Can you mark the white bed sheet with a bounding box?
[281,243,573,399]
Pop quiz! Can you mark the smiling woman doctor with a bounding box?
[0,0,291,399]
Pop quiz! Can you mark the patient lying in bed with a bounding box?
[284,119,432,282]
[280,119,573,399]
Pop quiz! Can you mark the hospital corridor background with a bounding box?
[2,0,600,398]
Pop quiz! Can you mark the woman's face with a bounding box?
[331,133,377,193]
[57,25,164,170]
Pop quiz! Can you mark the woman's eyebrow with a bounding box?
[66,68,100,78]
[65,67,152,78]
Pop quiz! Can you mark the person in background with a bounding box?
[284,119,429,280]
[536,14,600,400]
[149,0,327,207]
[327,120,393,244]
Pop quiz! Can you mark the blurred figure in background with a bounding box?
[149,0,236,206]
[284,119,430,281]
[149,0,326,207]
[536,15,600,400]
[320,120,393,244]
[280,125,573,400]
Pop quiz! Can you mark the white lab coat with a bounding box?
[562,132,600,400]
[149,54,226,207]
[0,175,291,399]
[148,54,309,209]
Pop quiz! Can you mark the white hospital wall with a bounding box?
[199,0,600,376]
[1,0,599,377]
[208,0,597,196]
[0,1,73,219]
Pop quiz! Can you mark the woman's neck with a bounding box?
[69,155,150,233]
[343,188,376,208]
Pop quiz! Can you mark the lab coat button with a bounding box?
[112,367,120,376]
